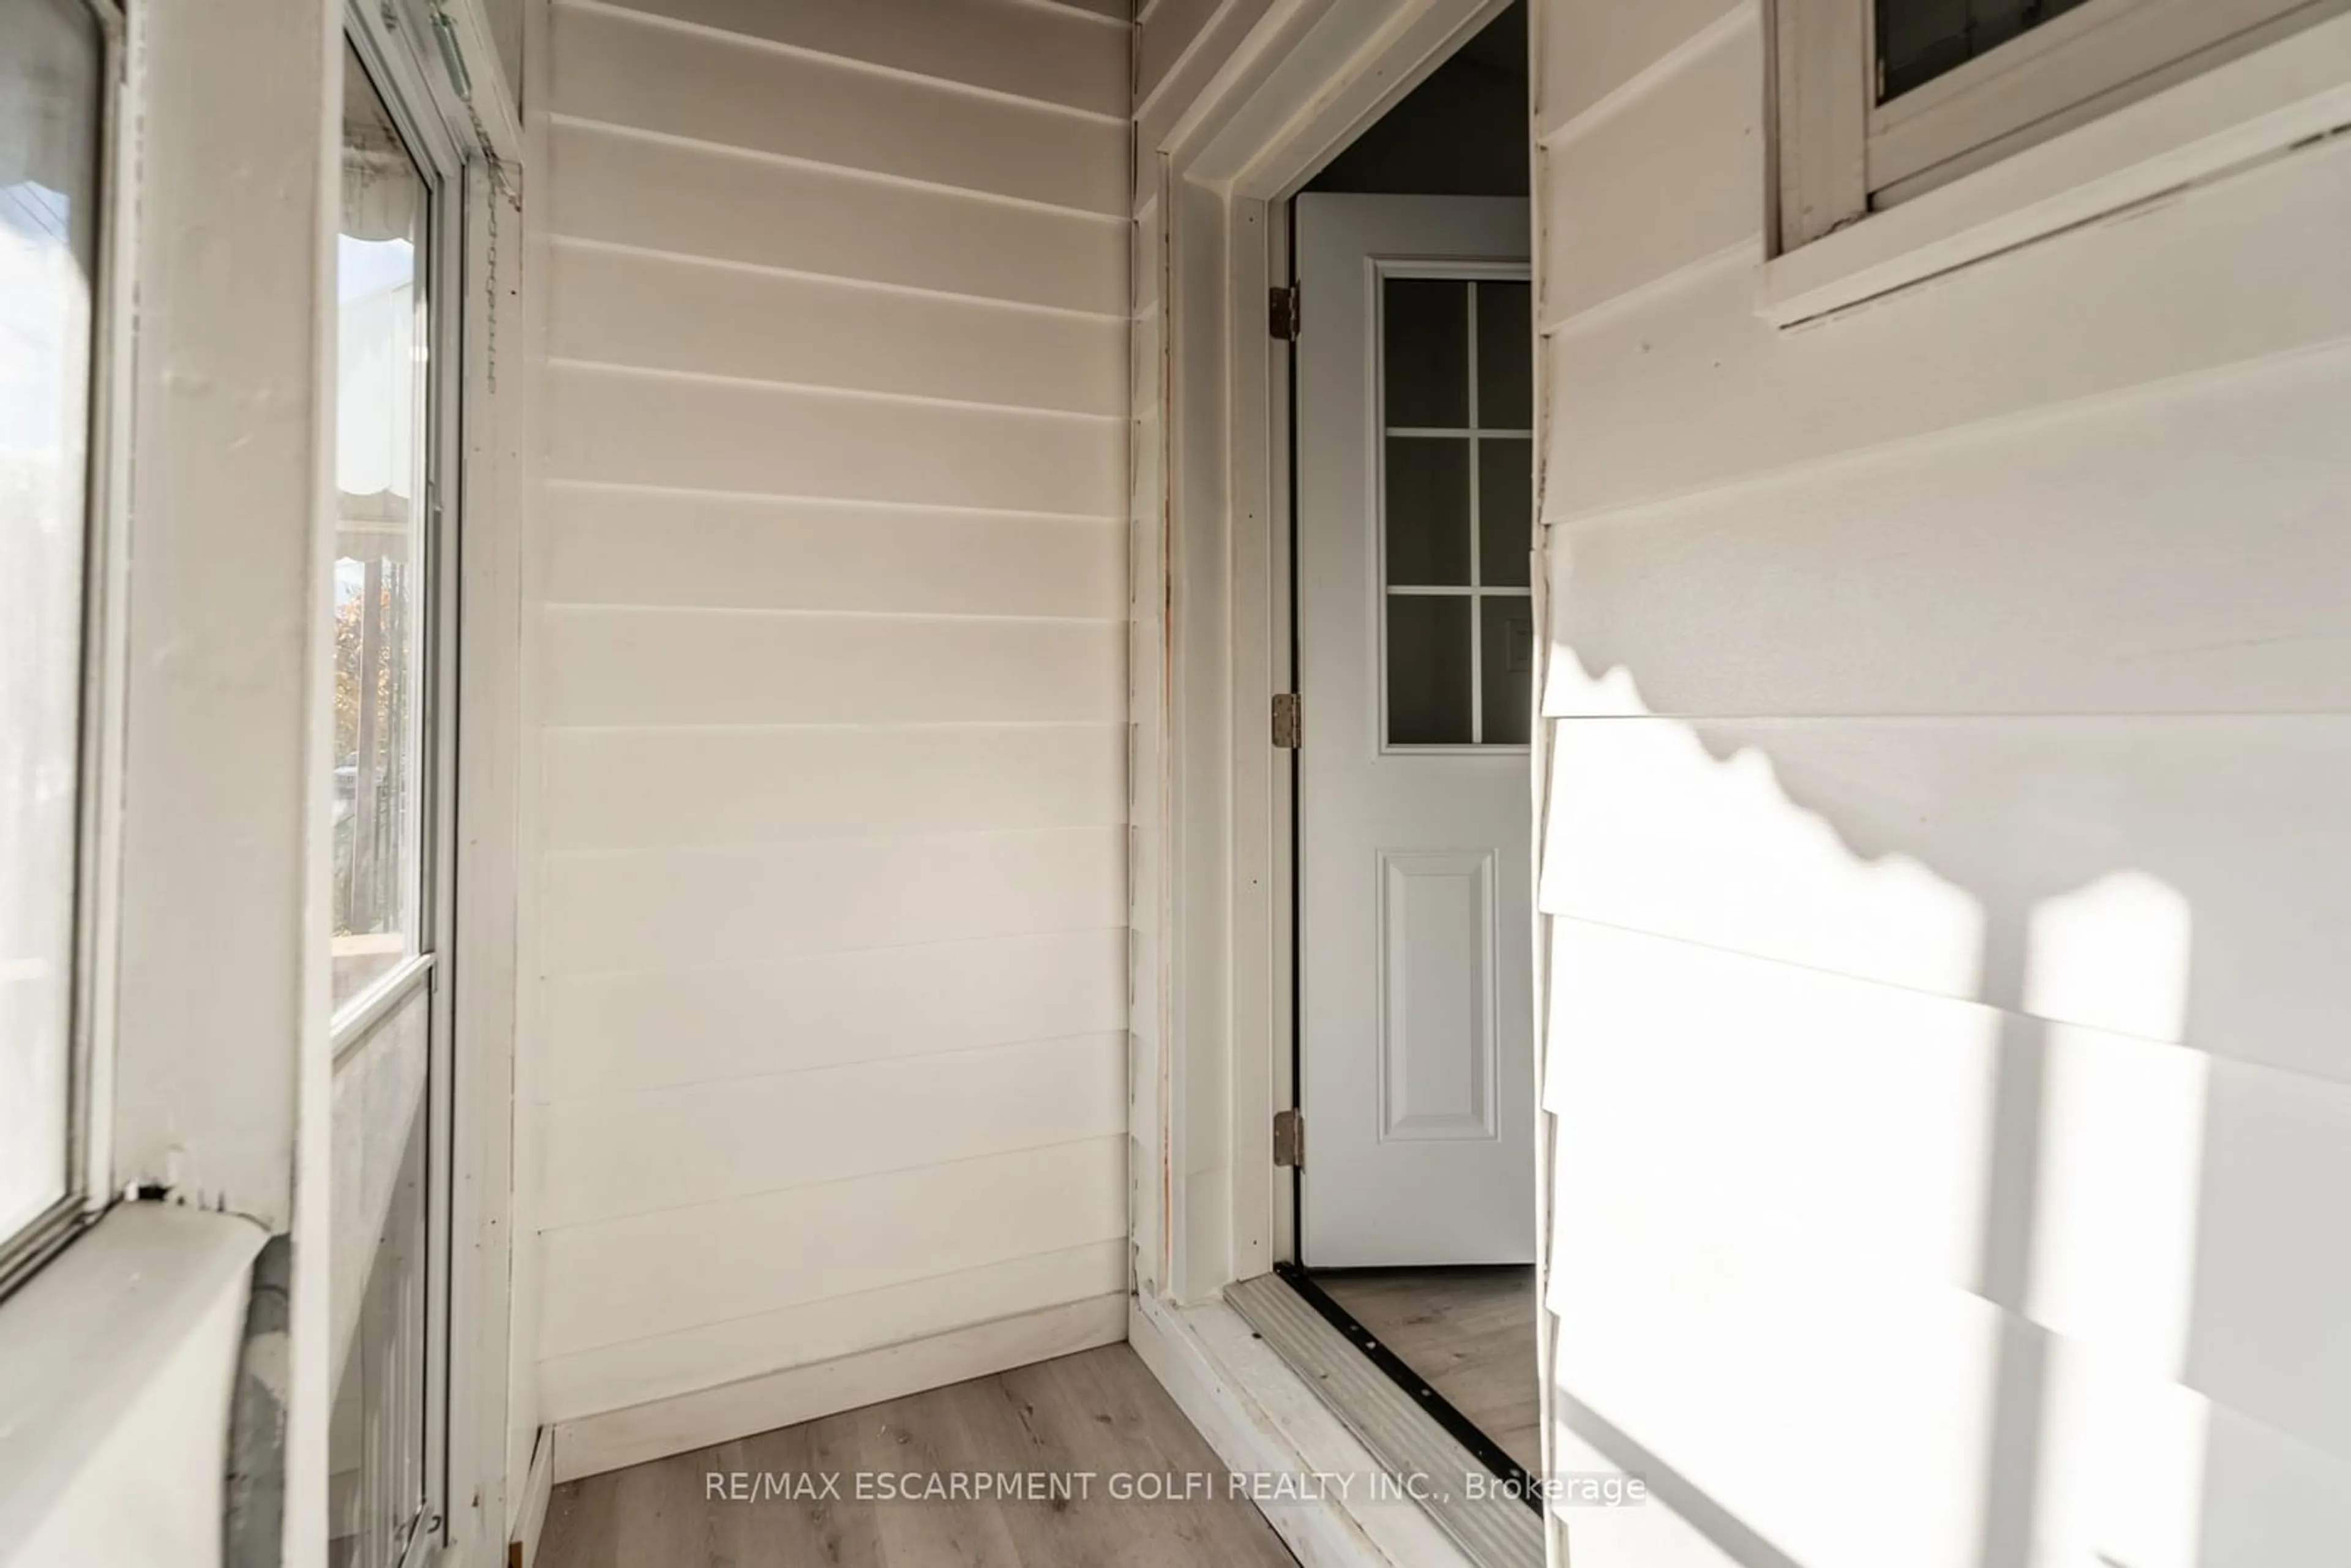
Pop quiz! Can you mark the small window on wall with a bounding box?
[1877,0,2101,98]
[1378,272,1534,749]
[1775,0,2351,249]
[1,0,107,1292]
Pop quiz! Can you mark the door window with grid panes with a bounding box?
[1378,272,1533,749]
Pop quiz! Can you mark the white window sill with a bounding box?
[0,1202,265,1566]
[1760,9,2351,327]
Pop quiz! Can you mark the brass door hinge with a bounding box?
[1271,691,1302,749]
[1269,283,1300,342]
[1273,1108,1304,1168]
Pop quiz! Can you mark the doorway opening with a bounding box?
[1227,3,1542,1560]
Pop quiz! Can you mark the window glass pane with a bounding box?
[1480,596,1535,747]
[1387,594,1472,746]
[1878,0,2097,101]
[334,43,429,1015]
[1,0,102,1243]
[1385,436,1470,587]
[1475,280,1531,429]
[1382,277,1468,428]
[1478,437,1532,589]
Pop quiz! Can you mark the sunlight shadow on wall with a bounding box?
[2023,874,2201,1373]
[2019,873,2208,1568]
[1542,667,2001,1568]
[2025,872,2192,1049]
[1535,661,2255,1568]
[1539,670,1985,1002]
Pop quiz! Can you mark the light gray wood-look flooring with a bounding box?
[536,1345,1299,1568]
[1311,1266,1540,1474]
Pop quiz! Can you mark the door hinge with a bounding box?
[1269,283,1300,342]
[1273,1108,1304,1168]
[1271,691,1302,749]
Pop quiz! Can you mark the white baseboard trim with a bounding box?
[506,1425,555,1568]
[550,1291,1128,1484]
[1128,1291,1479,1568]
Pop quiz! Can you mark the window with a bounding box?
[1878,0,2101,99]
[1774,0,2351,249]
[1378,272,1534,749]
[329,34,448,1568]
[1,0,107,1289]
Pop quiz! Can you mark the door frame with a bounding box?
[1133,0,1550,1335]
[1133,2,1560,1561]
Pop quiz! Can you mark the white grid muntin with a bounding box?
[1370,257,1534,756]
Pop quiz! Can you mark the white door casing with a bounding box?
[1295,193,1535,1267]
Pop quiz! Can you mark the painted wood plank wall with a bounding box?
[1531,3,2351,1565]
[530,0,1133,1429]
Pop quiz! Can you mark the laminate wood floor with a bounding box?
[1310,1266,1540,1474]
[536,1345,1299,1568]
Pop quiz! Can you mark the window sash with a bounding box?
[1871,0,2351,198]
[1774,0,2351,249]
[329,9,471,1559]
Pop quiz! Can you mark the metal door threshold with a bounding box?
[1225,1272,1545,1568]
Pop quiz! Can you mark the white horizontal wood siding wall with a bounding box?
[531,0,1132,1427]
[1533,4,2351,1564]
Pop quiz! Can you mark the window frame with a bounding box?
[332,7,473,1558]
[1,0,523,1553]
[333,5,462,1045]
[0,0,130,1303]
[1772,0,2351,252]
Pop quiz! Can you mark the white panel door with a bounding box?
[1296,194,1535,1267]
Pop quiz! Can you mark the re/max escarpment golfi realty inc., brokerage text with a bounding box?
[703,1469,1649,1507]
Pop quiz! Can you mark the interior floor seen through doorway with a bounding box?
[1311,1265,1540,1473]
